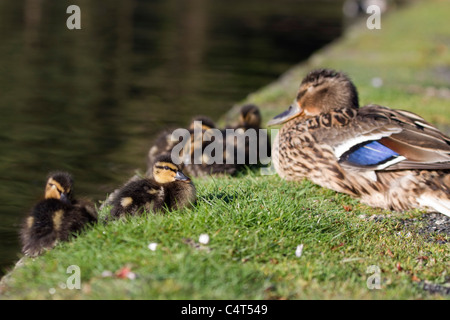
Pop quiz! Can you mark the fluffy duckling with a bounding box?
[189,116,216,132]
[235,104,262,131]
[167,106,267,175]
[268,68,450,216]
[110,154,196,219]
[146,116,239,177]
[226,104,270,166]
[20,172,97,257]
[146,116,216,176]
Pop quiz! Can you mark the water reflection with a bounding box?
[0,0,344,274]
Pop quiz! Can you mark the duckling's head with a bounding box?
[189,116,216,131]
[153,155,191,184]
[44,171,74,204]
[268,69,359,126]
[239,104,261,128]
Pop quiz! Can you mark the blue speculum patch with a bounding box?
[343,141,400,166]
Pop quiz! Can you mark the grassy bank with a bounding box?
[1,0,449,299]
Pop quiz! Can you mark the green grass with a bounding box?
[1,170,449,299]
[226,0,450,128]
[1,0,450,300]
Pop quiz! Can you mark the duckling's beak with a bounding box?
[267,102,303,126]
[60,193,70,204]
[175,171,191,183]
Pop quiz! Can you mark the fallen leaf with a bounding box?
[331,242,345,251]
[115,266,135,280]
[416,256,428,262]
[386,249,394,257]
[343,205,352,212]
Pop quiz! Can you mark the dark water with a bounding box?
[0,0,345,275]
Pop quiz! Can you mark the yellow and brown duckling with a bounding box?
[182,119,241,177]
[232,104,262,131]
[226,104,270,166]
[146,106,269,178]
[268,68,450,216]
[146,116,216,176]
[147,116,239,177]
[20,172,97,257]
[110,154,196,219]
[189,116,216,132]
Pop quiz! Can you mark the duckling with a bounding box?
[162,108,264,176]
[110,154,196,219]
[146,116,216,176]
[189,116,216,132]
[226,104,270,166]
[268,68,450,216]
[146,115,240,177]
[233,104,262,131]
[100,117,211,210]
[20,172,97,257]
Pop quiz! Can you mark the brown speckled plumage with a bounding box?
[270,69,450,216]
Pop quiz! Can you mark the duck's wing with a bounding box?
[312,105,450,171]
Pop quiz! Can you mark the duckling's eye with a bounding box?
[164,166,170,170]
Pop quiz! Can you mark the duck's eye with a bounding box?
[164,166,169,170]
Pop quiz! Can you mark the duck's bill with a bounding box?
[60,193,70,204]
[267,103,303,126]
[175,171,191,182]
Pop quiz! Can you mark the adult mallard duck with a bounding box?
[20,172,97,257]
[268,69,450,216]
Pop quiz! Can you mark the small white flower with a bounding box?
[148,242,158,251]
[295,244,304,258]
[199,234,210,245]
[371,77,383,88]
[127,272,137,280]
[49,288,56,295]
[101,270,113,278]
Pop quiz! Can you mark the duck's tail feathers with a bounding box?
[418,195,450,217]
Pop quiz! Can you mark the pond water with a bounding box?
[0,0,345,275]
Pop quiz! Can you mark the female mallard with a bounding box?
[110,154,196,219]
[268,69,450,216]
[20,172,97,257]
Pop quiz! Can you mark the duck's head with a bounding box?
[189,116,216,131]
[268,69,359,126]
[44,172,74,204]
[153,155,191,184]
[239,104,261,128]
